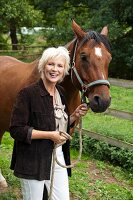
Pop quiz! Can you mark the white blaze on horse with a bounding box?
[0,20,112,189]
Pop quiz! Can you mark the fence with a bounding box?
[0,44,47,60]
[75,128,133,151]
[109,78,133,88]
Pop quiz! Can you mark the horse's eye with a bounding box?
[80,53,88,62]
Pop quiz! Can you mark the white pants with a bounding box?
[20,147,70,200]
[0,169,6,182]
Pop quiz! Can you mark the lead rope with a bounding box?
[48,91,88,200]
[48,120,83,200]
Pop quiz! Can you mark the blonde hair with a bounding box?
[38,46,70,79]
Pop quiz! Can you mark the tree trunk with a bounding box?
[9,20,18,50]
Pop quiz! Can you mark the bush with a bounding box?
[71,132,133,172]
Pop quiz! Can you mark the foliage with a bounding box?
[43,2,91,46]
[0,0,43,29]
[0,0,44,49]
[0,0,133,76]
[34,0,133,79]
[71,132,133,172]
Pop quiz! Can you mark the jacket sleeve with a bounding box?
[9,88,33,144]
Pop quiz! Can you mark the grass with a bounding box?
[110,86,133,112]
[1,134,133,200]
[82,85,133,145]
[70,149,133,200]
[0,133,21,200]
[83,112,133,144]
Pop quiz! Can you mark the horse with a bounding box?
[0,20,112,190]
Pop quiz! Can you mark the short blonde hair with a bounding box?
[38,46,70,79]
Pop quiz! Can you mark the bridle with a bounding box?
[70,39,110,102]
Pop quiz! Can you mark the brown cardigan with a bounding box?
[10,78,71,181]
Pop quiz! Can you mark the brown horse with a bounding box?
[0,20,112,187]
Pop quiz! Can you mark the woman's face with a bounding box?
[43,56,65,84]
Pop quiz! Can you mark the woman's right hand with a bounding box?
[49,131,67,144]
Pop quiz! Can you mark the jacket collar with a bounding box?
[37,78,64,97]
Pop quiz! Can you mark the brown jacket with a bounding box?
[10,78,71,180]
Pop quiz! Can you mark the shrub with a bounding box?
[71,132,133,172]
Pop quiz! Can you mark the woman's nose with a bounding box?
[52,65,58,70]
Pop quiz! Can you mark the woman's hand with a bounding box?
[32,129,68,144]
[49,131,67,144]
[74,103,88,118]
[70,103,88,124]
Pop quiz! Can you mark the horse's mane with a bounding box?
[80,30,111,53]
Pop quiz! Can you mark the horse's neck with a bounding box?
[61,73,80,113]
[24,59,40,86]
[62,39,81,113]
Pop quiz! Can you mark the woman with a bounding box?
[9,46,88,200]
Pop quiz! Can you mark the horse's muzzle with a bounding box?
[89,95,111,113]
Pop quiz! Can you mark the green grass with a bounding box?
[0,133,21,200]
[1,134,133,200]
[110,86,133,112]
[83,112,133,144]
[70,150,133,200]
[81,84,133,146]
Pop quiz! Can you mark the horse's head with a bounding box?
[69,20,112,113]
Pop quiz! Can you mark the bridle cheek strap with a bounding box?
[72,65,110,93]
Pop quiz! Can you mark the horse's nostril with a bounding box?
[94,95,100,105]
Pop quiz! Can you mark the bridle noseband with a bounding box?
[70,40,110,102]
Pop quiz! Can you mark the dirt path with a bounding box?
[70,159,133,199]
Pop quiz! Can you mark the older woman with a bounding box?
[10,46,88,200]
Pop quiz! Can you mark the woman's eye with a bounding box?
[48,62,54,66]
[58,64,63,68]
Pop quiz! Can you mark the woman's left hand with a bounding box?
[70,103,88,125]
[74,103,88,118]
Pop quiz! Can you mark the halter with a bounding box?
[71,40,110,103]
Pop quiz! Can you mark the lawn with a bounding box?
[0,133,133,200]
[83,112,133,144]
[82,85,133,144]
[110,86,133,112]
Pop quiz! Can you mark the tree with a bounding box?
[86,0,133,79]
[0,0,43,50]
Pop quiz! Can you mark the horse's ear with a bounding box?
[72,20,86,39]
[100,26,108,36]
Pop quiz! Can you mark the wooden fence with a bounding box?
[109,78,133,88]
[75,128,133,151]
[0,44,46,60]
[105,108,133,120]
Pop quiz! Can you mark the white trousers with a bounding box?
[20,147,70,200]
[0,169,6,182]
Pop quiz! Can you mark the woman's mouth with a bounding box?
[49,73,58,78]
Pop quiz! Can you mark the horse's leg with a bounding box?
[0,131,8,189]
